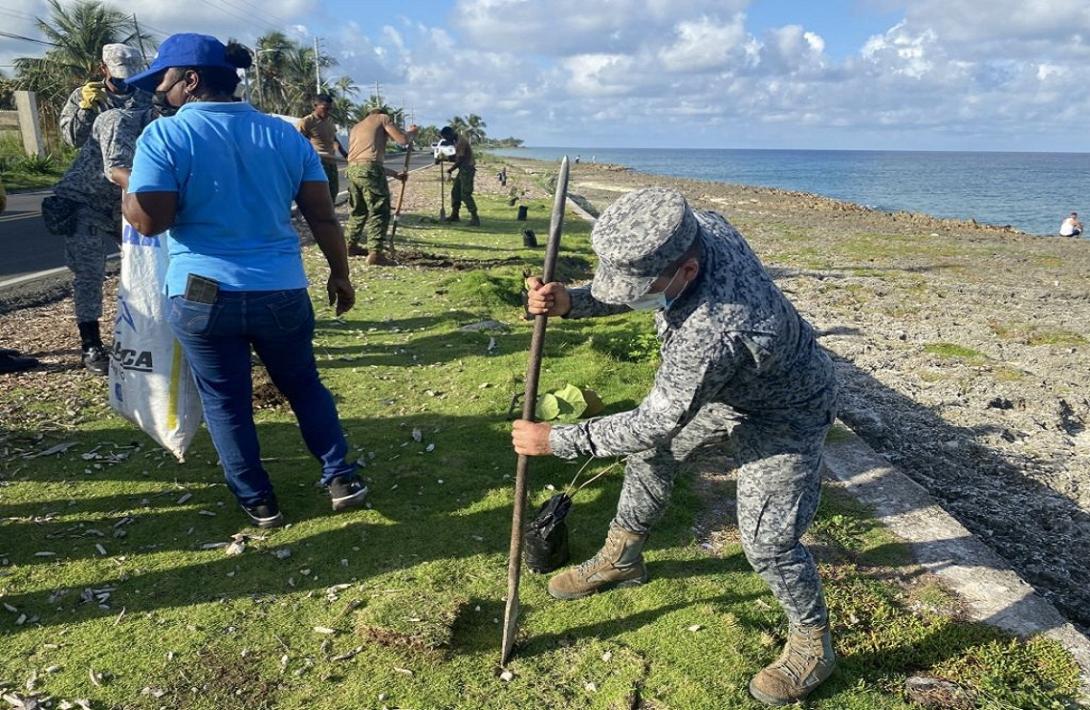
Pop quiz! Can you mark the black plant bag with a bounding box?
[523,492,571,573]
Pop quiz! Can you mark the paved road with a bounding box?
[0,151,435,284]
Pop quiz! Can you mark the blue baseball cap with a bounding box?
[126,33,235,92]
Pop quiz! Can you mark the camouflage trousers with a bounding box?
[64,205,117,323]
[613,397,836,627]
[321,159,339,204]
[451,164,477,216]
[345,161,390,250]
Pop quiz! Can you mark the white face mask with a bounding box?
[626,268,686,312]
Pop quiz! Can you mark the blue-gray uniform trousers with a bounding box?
[65,206,116,323]
[614,399,835,628]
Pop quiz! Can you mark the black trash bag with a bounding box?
[523,492,572,573]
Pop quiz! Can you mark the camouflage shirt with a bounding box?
[550,211,836,459]
[54,107,158,218]
[59,85,150,148]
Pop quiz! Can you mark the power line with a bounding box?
[198,0,289,38]
[218,0,296,30]
[0,30,58,47]
[0,7,37,22]
[196,0,270,33]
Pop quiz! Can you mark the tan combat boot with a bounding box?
[547,525,649,600]
[365,251,396,267]
[748,624,836,706]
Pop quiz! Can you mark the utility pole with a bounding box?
[132,14,148,65]
[313,36,321,95]
[254,58,262,109]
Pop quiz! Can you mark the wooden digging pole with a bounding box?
[500,156,571,667]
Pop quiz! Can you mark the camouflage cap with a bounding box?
[590,187,700,304]
[102,44,143,79]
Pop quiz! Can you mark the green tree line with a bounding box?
[0,0,521,151]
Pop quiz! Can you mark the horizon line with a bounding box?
[504,145,1090,156]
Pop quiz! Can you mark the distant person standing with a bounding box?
[60,44,149,147]
[1059,212,1083,237]
[440,125,479,226]
[344,109,418,265]
[297,94,348,203]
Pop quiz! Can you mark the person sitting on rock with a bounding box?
[1059,212,1083,237]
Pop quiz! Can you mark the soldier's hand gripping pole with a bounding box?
[500,156,571,667]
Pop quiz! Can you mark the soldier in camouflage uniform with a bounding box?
[344,109,418,265]
[52,106,159,374]
[59,44,149,148]
[514,188,838,706]
[439,126,479,226]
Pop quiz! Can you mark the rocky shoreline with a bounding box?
[496,154,1090,633]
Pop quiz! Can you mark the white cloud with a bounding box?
[4,0,1090,150]
[902,0,1090,47]
[452,0,748,55]
[658,15,748,72]
[861,21,938,78]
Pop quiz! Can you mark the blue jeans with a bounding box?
[168,288,357,507]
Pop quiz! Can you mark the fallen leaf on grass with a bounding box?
[22,442,77,459]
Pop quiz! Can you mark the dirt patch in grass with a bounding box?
[391,249,524,271]
[147,645,282,710]
[251,367,288,411]
[356,590,469,656]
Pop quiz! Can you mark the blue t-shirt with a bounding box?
[128,101,327,296]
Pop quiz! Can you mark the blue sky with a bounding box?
[3,0,1089,151]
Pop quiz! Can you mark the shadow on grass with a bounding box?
[0,409,705,629]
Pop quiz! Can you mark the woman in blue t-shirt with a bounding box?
[124,34,367,527]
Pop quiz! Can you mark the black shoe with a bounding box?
[348,244,369,257]
[328,476,369,512]
[82,345,109,375]
[443,213,460,223]
[468,215,480,227]
[242,496,285,528]
[0,351,38,374]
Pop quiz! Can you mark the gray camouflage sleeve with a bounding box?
[564,285,631,319]
[59,88,95,148]
[96,111,139,177]
[549,332,741,458]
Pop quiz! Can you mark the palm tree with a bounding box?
[332,75,358,100]
[415,124,441,147]
[465,113,488,144]
[251,32,338,116]
[448,115,469,135]
[33,0,141,78]
[253,31,294,113]
[326,76,359,124]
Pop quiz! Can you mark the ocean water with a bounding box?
[493,147,1089,236]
